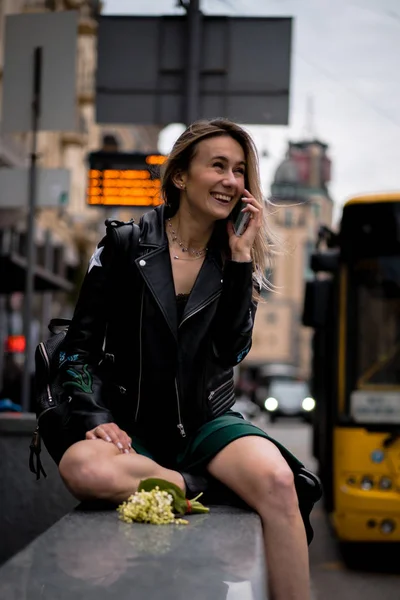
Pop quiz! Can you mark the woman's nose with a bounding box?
[222,170,238,188]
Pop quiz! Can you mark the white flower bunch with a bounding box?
[117,486,189,525]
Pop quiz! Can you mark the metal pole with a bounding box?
[184,0,202,125]
[41,230,53,341]
[21,46,42,412]
[0,296,7,392]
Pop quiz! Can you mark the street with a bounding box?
[252,414,400,600]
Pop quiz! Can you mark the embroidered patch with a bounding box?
[59,352,79,367]
[62,364,93,394]
[236,347,250,363]
[88,246,104,273]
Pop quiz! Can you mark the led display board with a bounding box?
[86,151,167,207]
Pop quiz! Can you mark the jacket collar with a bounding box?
[134,205,223,340]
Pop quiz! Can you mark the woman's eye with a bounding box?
[235,168,245,175]
[213,162,224,169]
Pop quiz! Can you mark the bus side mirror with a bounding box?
[302,279,333,328]
[311,250,339,273]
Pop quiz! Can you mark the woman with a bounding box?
[57,119,320,600]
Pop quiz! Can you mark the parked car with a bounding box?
[258,380,315,422]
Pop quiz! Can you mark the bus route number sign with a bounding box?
[86,151,167,207]
[351,390,400,424]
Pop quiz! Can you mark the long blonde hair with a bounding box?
[161,119,271,298]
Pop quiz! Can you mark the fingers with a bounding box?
[240,196,262,228]
[228,192,262,256]
[85,424,132,454]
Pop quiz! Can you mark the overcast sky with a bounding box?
[103,0,400,222]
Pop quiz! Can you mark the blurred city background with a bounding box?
[0,1,399,598]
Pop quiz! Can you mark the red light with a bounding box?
[5,335,26,353]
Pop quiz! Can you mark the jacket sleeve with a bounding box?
[211,260,258,367]
[55,227,121,439]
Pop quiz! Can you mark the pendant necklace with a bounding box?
[167,219,208,261]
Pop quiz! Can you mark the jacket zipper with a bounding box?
[134,288,145,423]
[178,292,221,329]
[208,379,232,402]
[175,292,220,437]
[175,379,186,437]
[38,342,54,409]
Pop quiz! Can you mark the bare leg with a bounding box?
[59,439,185,504]
[207,436,310,600]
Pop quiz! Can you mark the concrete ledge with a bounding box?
[0,413,77,565]
[0,412,37,434]
[0,505,267,599]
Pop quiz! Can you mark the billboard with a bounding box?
[0,168,70,208]
[86,151,167,207]
[2,11,78,133]
[96,16,292,126]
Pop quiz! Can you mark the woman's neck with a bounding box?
[169,208,213,251]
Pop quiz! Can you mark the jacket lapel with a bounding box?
[181,253,223,324]
[131,206,224,336]
[134,245,178,340]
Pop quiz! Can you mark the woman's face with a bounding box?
[178,134,246,222]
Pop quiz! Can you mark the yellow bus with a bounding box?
[303,192,400,542]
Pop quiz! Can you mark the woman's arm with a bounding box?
[211,260,258,367]
[211,190,262,367]
[55,227,121,440]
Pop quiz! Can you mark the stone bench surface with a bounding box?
[0,505,267,600]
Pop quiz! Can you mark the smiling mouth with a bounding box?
[210,192,233,204]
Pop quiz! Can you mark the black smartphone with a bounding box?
[233,201,251,236]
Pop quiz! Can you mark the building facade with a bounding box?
[246,139,334,381]
[0,0,161,400]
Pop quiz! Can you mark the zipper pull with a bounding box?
[46,384,53,403]
[177,423,186,438]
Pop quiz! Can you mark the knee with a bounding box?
[253,462,298,518]
[59,441,115,501]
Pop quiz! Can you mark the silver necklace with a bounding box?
[167,219,208,260]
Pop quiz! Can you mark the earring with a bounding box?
[181,184,185,189]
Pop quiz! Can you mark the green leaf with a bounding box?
[138,478,209,515]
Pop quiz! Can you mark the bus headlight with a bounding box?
[302,397,316,411]
[379,477,392,490]
[380,519,396,534]
[264,397,278,411]
[360,476,374,490]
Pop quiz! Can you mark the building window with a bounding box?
[312,203,321,218]
[284,209,293,227]
[265,312,277,324]
[304,240,315,281]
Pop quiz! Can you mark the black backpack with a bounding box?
[29,219,140,479]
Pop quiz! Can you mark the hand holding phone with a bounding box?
[233,201,251,236]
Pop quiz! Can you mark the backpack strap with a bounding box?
[105,218,140,260]
[48,318,71,334]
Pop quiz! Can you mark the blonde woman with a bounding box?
[56,119,320,600]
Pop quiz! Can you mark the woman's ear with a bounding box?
[172,172,187,191]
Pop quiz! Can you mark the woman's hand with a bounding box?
[228,189,262,262]
[86,423,132,454]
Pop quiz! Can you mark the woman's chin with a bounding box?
[207,203,233,221]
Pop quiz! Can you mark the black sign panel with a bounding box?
[96,16,292,125]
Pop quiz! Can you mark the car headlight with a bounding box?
[302,397,316,411]
[264,397,278,411]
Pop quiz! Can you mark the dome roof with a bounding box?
[273,158,301,185]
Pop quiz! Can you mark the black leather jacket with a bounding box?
[57,205,258,443]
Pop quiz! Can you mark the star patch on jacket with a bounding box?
[88,246,104,273]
